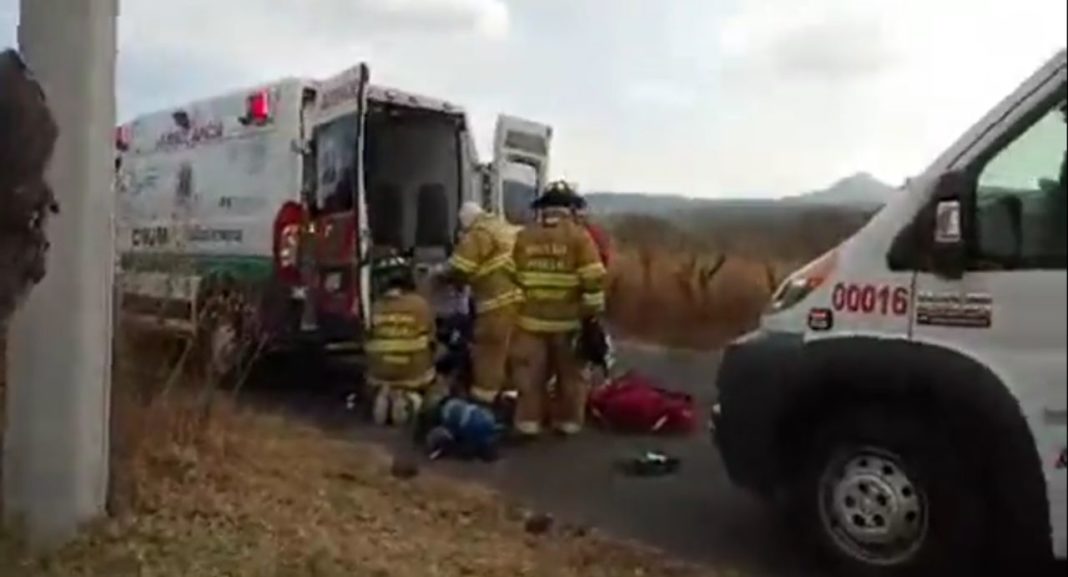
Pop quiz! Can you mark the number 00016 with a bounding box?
[831,283,909,316]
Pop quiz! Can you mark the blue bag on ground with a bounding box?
[418,397,502,461]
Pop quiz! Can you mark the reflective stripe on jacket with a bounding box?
[366,291,436,390]
[513,217,607,333]
[448,215,522,314]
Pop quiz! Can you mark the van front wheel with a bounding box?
[792,407,984,577]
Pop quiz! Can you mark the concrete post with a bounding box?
[3,0,118,548]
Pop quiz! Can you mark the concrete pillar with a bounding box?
[3,0,118,548]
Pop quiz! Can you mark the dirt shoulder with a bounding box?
[0,399,721,577]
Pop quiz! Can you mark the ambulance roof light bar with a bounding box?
[241,90,272,126]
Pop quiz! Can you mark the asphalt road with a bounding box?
[427,343,820,576]
[248,343,821,576]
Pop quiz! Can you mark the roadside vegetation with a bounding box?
[603,208,872,348]
[1,322,719,577]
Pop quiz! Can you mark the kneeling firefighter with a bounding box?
[511,182,607,437]
[437,201,523,405]
[366,255,438,426]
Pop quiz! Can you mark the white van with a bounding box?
[115,63,551,369]
[712,50,1066,576]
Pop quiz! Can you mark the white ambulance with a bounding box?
[712,49,1066,576]
[115,63,551,368]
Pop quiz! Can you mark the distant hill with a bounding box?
[579,172,896,263]
[584,192,709,216]
[785,172,898,207]
[496,173,894,261]
[584,172,897,216]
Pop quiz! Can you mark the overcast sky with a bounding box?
[2,0,1065,197]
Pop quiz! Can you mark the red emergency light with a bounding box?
[242,90,272,125]
[115,125,130,152]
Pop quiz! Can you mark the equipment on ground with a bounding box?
[615,450,681,477]
[415,395,502,461]
[588,370,696,434]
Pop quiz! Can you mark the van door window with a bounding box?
[501,161,538,225]
[314,114,359,214]
[973,96,1067,270]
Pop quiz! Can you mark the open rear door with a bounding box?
[308,63,373,340]
[491,115,552,225]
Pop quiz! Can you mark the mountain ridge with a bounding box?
[584,172,896,215]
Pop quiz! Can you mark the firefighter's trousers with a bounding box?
[510,328,588,436]
[469,305,517,404]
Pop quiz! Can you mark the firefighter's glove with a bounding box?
[575,318,609,368]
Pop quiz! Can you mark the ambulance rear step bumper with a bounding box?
[119,312,196,335]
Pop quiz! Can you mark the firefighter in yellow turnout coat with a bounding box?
[511,183,607,437]
[366,255,437,427]
[441,202,523,404]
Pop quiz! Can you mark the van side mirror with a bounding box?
[928,171,971,280]
[888,171,971,278]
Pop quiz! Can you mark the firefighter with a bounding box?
[511,182,607,438]
[571,193,612,268]
[437,201,523,405]
[571,192,615,380]
[366,254,438,427]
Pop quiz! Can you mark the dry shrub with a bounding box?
[106,322,226,518]
[2,324,719,577]
[0,50,60,330]
[601,208,866,349]
[607,249,778,349]
[1,47,58,514]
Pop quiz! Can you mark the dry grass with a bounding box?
[602,211,865,349]
[602,235,802,350]
[606,249,787,349]
[0,328,719,577]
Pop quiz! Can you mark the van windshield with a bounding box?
[314,114,359,214]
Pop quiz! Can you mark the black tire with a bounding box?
[195,275,260,387]
[790,405,985,577]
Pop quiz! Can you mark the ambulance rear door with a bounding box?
[309,63,372,338]
[491,115,552,225]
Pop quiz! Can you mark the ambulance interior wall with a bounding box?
[364,110,460,264]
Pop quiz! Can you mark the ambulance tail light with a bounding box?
[115,125,130,152]
[273,201,304,285]
[243,90,272,125]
